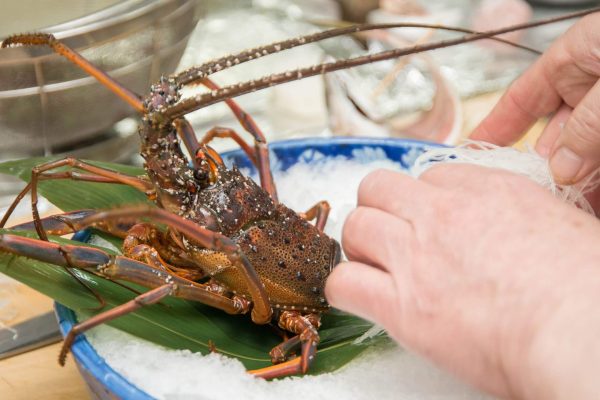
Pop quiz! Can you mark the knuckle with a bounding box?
[342,208,365,241]
[483,171,540,204]
[358,169,387,193]
[566,104,600,150]
[418,164,447,181]
[569,16,600,73]
[505,85,539,121]
[341,207,370,257]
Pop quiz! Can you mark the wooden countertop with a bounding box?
[1,286,89,400]
[0,91,544,400]
[1,200,91,400]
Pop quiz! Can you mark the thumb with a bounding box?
[549,80,600,184]
[325,261,396,326]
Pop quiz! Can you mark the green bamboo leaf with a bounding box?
[0,157,388,374]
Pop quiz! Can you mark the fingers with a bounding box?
[325,261,396,326]
[470,54,562,145]
[471,13,600,183]
[549,79,600,184]
[357,169,439,218]
[535,103,573,157]
[342,206,411,272]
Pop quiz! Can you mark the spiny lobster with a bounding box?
[0,7,597,378]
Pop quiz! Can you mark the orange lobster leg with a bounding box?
[10,209,135,239]
[199,78,278,201]
[77,206,273,324]
[299,201,331,232]
[0,233,250,364]
[0,157,153,241]
[249,311,320,379]
[200,126,257,166]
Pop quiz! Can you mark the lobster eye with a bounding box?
[194,169,210,186]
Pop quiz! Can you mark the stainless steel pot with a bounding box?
[0,0,199,159]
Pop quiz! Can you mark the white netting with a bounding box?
[411,140,600,215]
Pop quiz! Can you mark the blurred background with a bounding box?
[0,0,592,200]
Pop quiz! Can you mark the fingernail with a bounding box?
[549,147,583,183]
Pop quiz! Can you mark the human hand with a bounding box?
[471,13,600,185]
[325,165,600,399]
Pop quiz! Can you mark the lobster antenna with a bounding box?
[175,21,542,86]
[1,34,144,112]
[164,7,600,121]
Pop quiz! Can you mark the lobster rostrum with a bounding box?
[0,7,598,378]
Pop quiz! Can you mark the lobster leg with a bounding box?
[6,208,143,309]
[0,233,251,364]
[1,34,144,112]
[10,209,136,239]
[169,79,277,200]
[10,212,202,294]
[200,78,277,201]
[199,126,257,166]
[0,234,244,312]
[128,243,204,281]
[123,223,205,281]
[269,334,301,364]
[12,211,231,289]
[250,311,320,379]
[60,283,175,365]
[299,201,331,232]
[75,206,273,324]
[173,118,228,185]
[0,157,153,241]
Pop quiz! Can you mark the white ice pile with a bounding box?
[86,147,490,400]
[271,148,402,242]
[87,325,488,400]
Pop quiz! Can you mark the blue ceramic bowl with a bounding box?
[55,137,442,400]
